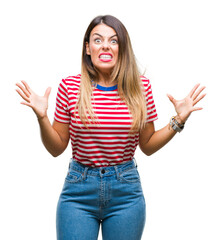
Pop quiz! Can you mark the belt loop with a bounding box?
[133,157,138,168]
[82,167,89,180]
[114,166,120,180]
[68,158,73,169]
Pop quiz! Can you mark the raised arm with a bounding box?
[16,80,69,157]
[139,84,206,156]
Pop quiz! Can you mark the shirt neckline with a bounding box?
[96,84,117,91]
[92,81,118,91]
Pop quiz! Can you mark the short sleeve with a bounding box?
[54,79,71,124]
[141,76,158,123]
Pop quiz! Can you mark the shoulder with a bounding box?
[57,74,81,98]
[140,75,151,91]
[61,74,81,87]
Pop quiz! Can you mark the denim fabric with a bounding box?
[56,158,146,240]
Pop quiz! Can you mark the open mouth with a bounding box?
[99,54,112,59]
[99,53,113,61]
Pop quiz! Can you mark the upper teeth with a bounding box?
[100,55,112,59]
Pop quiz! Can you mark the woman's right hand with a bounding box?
[16,80,51,120]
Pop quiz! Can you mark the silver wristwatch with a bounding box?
[170,116,185,133]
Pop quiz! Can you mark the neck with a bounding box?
[97,72,117,87]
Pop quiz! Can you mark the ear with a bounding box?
[86,42,91,55]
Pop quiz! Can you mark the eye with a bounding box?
[94,38,102,43]
[111,39,118,44]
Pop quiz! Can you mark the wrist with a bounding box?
[169,116,185,133]
[175,115,186,125]
[37,114,48,122]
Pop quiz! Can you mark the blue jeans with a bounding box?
[56,158,146,240]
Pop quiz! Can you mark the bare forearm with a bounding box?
[141,123,177,156]
[15,81,69,156]
[37,116,67,157]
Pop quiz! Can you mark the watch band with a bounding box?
[170,116,185,133]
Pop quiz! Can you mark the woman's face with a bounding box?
[86,24,119,76]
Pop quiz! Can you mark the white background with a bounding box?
[1,0,221,239]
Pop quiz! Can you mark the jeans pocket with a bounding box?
[65,168,83,184]
[119,167,141,183]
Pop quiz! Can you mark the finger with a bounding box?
[192,86,206,101]
[191,107,203,112]
[44,87,51,99]
[167,94,176,105]
[15,89,30,103]
[193,93,206,106]
[16,82,30,98]
[21,101,32,108]
[21,80,32,94]
[189,83,200,98]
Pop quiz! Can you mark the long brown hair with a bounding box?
[76,15,147,132]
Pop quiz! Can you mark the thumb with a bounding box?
[44,87,51,99]
[167,93,176,105]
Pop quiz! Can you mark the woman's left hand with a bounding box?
[167,84,206,123]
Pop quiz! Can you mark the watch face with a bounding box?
[170,118,183,132]
[172,123,181,132]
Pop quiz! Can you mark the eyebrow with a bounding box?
[92,33,117,39]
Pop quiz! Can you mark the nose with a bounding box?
[102,40,110,50]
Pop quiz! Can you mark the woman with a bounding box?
[16,15,206,240]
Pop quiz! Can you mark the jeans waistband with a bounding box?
[69,158,137,178]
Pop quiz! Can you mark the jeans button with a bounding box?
[101,169,105,174]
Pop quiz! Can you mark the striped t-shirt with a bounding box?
[54,74,158,167]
